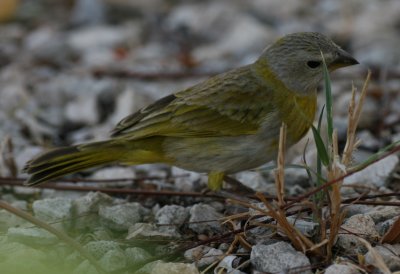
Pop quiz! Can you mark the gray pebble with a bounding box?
[32,197,73,229]
[84,240,121,259]
[336,214,379,253]
[184,245,224,268]
[99,249,127,272]
[155,205,188,227]
[188,204,223,234]
[99,202,146,232]
[150,261,199,274]
[250,241,312,273]
[7,227,58,246]
[126,223,181,240]
[324,263,362,274]
[125,247,152,266]
[365,244,400,271]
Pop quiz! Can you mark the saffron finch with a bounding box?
[24,32,359,190]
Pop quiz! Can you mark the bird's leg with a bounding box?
[207,171,225,190]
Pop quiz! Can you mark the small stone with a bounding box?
[7,227,58,245]
[344,204,372,217]
[99,249,127,272]
[235,171,269,192]
[99,202,146,231]
[356,130,381,151]
[193,14,273,62]
[72,191,113,230]
[171,167,206,191]
[24,26,71,65]
[283,167,311,188]
[12,186,42,197]
[366,205,400,223]
[90,167,135,187]
[0,209,27,231]
[188,204,223,234]
[344,155,399,188]
[324,263,362,274]
[32,197,72,228]
[73,259,98,274]
[155,205,189,226]
[251,242,312,273]
[215,255,247,274]
[70,0,106,26]
[125,247,152,266]
[84,240,121,259]
[150,261,199,274]
[184,245,224,267]
[67,25,132,53]
[365,244,400,271]
[64,94,99,125]
[286,217,319,237]
[336,214,379,253]
[376,218,396,236]
[126,223,181,240]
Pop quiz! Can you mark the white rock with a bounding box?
[325,263,362,274]
[73,259,98,274]
[7,227,58,245]
[251,242,311,273]
[344,155,399,188]
[184,245,223,268]
[125,247,152,266]
[171,167,206,191]
[64,94,99,125]
[336,214,379,253]
[150,261,199,274]
[215,255,247,274]
[365,205,400,223]
[356,130,380,150]
[194,15,273,62]
[126,223,181,239]
[84,240,121,259]
[70,0,106,26]
[99,202,145,231]
[155,205,188,226]
[32,197,73,226]
[235,171,269,192]
[67,25,131,52]
[188,204,223,234]
[99,249,127,272]
[166,3,239,39]
[365,244,400,271]
[90,166,135,187]
[71,192,113,230]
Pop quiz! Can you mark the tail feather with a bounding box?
[24,141,125,186]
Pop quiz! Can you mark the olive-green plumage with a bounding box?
[24,32,358,190]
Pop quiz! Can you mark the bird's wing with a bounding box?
[111,66,274,139]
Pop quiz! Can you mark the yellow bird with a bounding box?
[24,32,358,190]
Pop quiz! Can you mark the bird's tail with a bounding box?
[23,140,127,186]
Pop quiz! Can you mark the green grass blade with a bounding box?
[321,53,333,151]
[311,125,330,167]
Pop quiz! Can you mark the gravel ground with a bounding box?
[0,0,399,273]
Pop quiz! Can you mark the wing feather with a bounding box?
[111,65,274,139]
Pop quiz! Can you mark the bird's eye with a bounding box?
[307,60,321,69]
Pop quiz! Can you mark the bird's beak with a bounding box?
[330,48,359,70]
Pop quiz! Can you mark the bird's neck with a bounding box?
[252,60,317,144]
